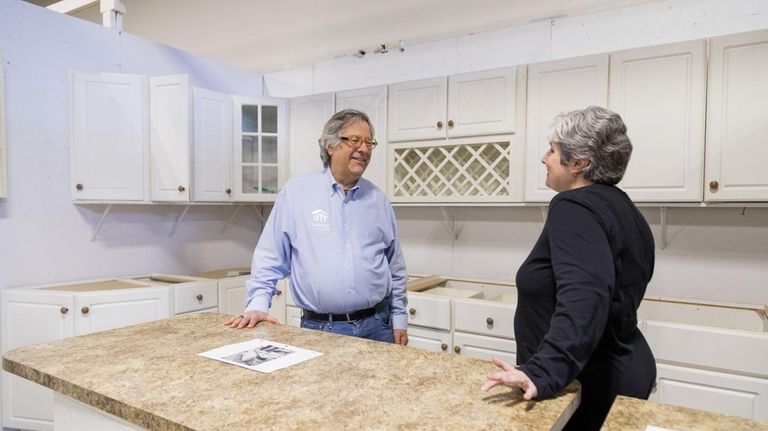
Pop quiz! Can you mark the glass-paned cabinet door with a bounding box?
[231,96,286,202]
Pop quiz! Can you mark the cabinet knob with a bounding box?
[709,180,719,191]
[75,183,83,191]
[275,289,283,296]
[81,306,90,314]
[436,121,443,129]
[178,185,186,192]
[60,306,69,315]
[408,307,416,316]
[225,188,232,195]
[196,294,203,301]
[486,317,494,326]
[440,343,448,351]
[453,345,461,354]
[447,120,454,128]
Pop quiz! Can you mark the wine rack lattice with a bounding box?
[392,141,511,199]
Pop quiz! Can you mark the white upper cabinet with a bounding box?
[288,93,334,178]
[611,40,706,202]
[336,86,387,190]
[231,96,287,202]
[705,29,768,202]
[149,75,191,202]
[525,55,609,202]
[388,67,517,142]
[70,73,148,201]
[193,87,233,202]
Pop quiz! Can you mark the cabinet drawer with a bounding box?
[173,281,218,314]
[406,292,451,330]
[454,297,516,339]
[453,331,516,364]
[408,326,452,354]
[645,321,768,377]
[651,363,768,421]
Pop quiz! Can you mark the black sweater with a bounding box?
[516,184,656,428]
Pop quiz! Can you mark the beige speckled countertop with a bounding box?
[3,313,580,431]
[603,395,768,430]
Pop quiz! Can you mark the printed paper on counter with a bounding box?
[198,339,322,373]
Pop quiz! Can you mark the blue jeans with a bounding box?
[300,306,394,343]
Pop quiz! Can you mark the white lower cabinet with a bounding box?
[210,271,286,324]
[1,278,170,431]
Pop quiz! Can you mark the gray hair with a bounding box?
[548,105,633,185]
[318,109,375,168]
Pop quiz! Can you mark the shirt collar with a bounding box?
[324,168,361,197]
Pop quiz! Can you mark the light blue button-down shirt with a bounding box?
[245,169,408,330]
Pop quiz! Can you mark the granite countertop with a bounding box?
[603,395,768,430]
[3,313,580,431]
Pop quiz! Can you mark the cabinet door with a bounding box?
[452,332,516,364]
[408,326,452,354]
[286,305,302,328]
[388,77,447,141]
[232,96,287,202]
[652,363,768,421]
[447,67,516,138]
[610,41,706,202]
[217,276,248,315]
[288,93,334,177]
[73,287,170,336]
[193,87,233,202]
[336,86,387,190]
[2,289,74,431]
[149,75,190,201]
[706,29,768,201]
[525,55,609,202]
[71,73,148,201]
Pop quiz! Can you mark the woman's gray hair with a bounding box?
[318,109,375,168]
[548,105,633,185]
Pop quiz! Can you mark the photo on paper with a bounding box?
[198,339,322,373]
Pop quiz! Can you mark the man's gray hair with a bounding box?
[548,105,633,185]
[318,109,375,168]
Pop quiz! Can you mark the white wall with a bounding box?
[0,0,266,289]
[265,0,768,306]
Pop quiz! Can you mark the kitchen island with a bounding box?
[3,313,580,430]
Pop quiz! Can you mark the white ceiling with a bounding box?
[36,0,663,74]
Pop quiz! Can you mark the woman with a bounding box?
[482,106,656,430]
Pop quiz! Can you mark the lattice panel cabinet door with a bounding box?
[390,134,523,203]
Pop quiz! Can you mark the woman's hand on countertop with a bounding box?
[481,357,538,400]
[224,311,278,329]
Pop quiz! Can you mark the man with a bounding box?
[226,109,408,345]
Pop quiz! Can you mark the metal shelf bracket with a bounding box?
[169,204,191,237]
[90,203,113,241]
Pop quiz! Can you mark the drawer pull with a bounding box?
[440,343,448,351]
[275,289,283,296]
[225,188,232,195]
[436,121,443,129]
[81,306,90,314]
[196,294,203,301]
[178,185,186,192]
[709,180,719,191]
[447,119,454,128]
[75,183,83,191]
[453,346,461,354]
[486,317,494,326]
[408,308,416,316]
[60,307,69,315]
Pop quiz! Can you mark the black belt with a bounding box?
[302,302,382,322]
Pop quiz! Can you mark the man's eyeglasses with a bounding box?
[340,136,378,150]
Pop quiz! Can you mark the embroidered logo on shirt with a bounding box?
[311,209,330,233]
